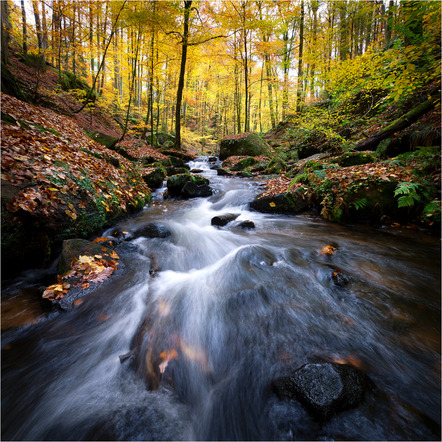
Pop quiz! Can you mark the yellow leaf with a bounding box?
[65,209,77,220]
[68,202,75,211]
[269,202,276,207]
[78,255,94,264]
[49,188,59,192]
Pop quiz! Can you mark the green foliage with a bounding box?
[352,198,368,211]
[394,182,422,207]
[422,200,441,224]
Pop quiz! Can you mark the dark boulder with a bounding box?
[237,220,255,229]
[166,174,192,197]
[111,228,134,242]
[160,149,195,162]
[217,168,232,176]
[219,132,269,160]
[167,174,212,199]
[58,238,109,275]
[250,188,308,214]
[231,156,259,171]
[208,156,218,163]
[142,167,166,190]
[181,181,212,198]
[135,223,171,239]
[273,362,373,420]
[211,213,240,227]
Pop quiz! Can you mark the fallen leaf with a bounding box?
[73,298,84,306]
[65,209,77,220]
[110,250,119,259]
[319,245,336,255]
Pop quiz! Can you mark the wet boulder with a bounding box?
[111,228,134,242]
[135,223,171,239]
[167,174,212,199]
[58,238,110,275]
[237,220,255,229]
[211,213,240,227]
[250,187,308,214]
[273,362,373,420]
[181,181,212,198]
[219,132,269,160]
[217,168,232,176]
[142,167,166,190]
[231,157,259,171]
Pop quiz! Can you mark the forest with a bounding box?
[1,1,442,441]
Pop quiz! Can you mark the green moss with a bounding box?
[231,157,259,171]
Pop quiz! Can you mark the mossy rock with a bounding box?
[217,168,232,176]
[161,150,195,162]
[84,129,118,149]
[143,167,166,189]
[219,132,269,160]
[169,156,186,168]
[264,157,288,175]
[250,187,309,214]
[231,157,259,171]
[346,180,402,221]
[333,152,375,167]
[57,238,107,275]
[167,173,210,198]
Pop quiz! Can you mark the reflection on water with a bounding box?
[2,157,440,441]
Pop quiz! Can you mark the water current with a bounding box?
[2,157,441,440]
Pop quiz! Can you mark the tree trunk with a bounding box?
[354,99,435,151]
[1,0,11,65]
[338,0,348,60]
[21,0,27,54]
[174,0,192,150]
[385,0,394,46]
[296,0,304,112]
[32,0,44,61]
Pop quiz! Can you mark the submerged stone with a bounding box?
[273,362,372,420]
[211,213,240,227]
[135,223,171,239]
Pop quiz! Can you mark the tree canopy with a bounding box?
[3,0,440,146]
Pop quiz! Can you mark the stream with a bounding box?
[1,157,441,441]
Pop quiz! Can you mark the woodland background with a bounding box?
[3,0,440,150]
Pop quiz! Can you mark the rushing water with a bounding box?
[2,157,441,441]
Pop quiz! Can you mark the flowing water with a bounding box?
[2,157,441,441]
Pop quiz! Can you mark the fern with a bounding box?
[352,198,368,210]
[394,182,422,208]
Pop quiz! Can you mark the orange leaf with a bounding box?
[319,245,336,255]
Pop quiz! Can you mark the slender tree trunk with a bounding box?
[32,0,44,61]
[89,1,95,79]
[75,1,127,114]
[339,0,348,60]
[120,25,141,141]
[385,0,394,46]
[174,0,192,150]
[310,0,318,99]
[296,0,304,112]
[21,0,27,54]
[242,2,249,132]
[41,0,48,55]
[1,0,11,65]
